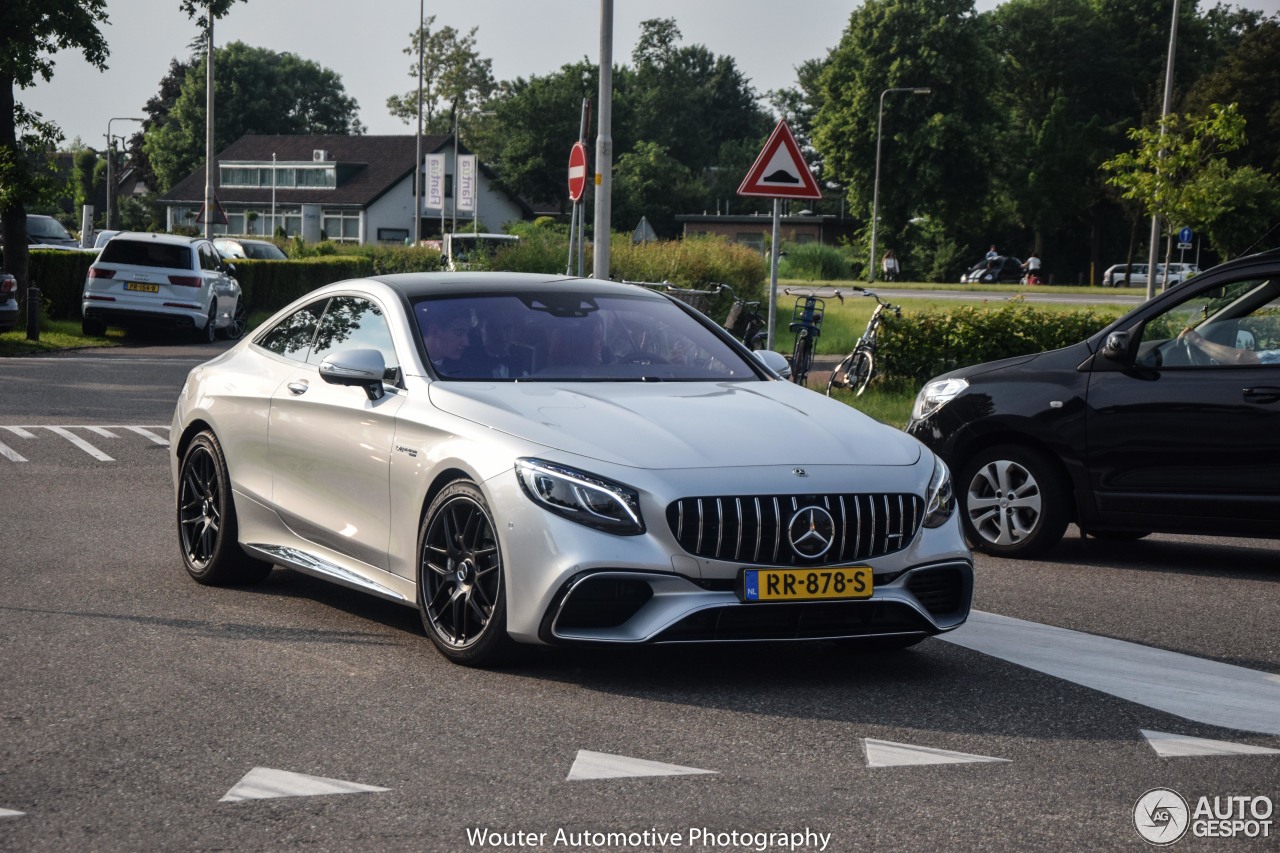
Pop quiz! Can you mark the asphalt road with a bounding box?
[1,342,1277,852]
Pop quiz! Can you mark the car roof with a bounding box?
[108,231,206,246]
[367,272,669,301]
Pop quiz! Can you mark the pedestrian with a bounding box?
[1021,252,1042,285]
[881,249,900,282]
[985,245,999,262]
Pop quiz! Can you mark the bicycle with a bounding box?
[825,287,901,397]
[782,287,843,386]
[655,282,769,351]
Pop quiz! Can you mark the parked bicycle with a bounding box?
[783,288,842,386]
[825,287,901,397]
[657,282,769,351]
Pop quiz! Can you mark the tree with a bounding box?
[142,42,364,192]
[386,16,496,132]
[1,0,109,299]
[611,141,705,238]
[1185,19,1280,174]
[1102,103,1250,262]
[812,0,997,269]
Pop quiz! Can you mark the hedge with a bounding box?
[231,257,372,316]
[877,298,1120,384]
[17,249,97,320]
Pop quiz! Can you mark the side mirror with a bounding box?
[223,261,237,276]
[319,348,387,400]
[752,349,792,379]
[1102,331,1130,361]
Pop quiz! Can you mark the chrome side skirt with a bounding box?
[245,543,416,605]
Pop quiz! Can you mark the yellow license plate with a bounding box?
[125,282,160,293]
[741,566,873,602]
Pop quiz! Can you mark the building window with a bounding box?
[735,232,765,252]
[378,227,409,244]
[218,164,335,189]
[322,210,360,242]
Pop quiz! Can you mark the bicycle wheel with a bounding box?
[791,331,813,385]
[825,353,856,396]
[850,349,875,396]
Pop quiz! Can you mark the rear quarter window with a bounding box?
[100,240,193,270]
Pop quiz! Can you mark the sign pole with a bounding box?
[768,199,781,351]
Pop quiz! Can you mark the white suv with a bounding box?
[1103,261,1199,288]
[82,233,246,342]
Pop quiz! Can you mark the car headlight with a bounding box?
[911,377,968,421]
[515,458,645,535]
[922,456,955,529]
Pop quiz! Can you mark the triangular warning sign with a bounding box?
[862,738,1010,768]
[219,767,390,802]
[195,195,230,226]
[566,750,717,781]
[1141,730,1280,758]
[737,120,823,200]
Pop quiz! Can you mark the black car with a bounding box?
[960,255,1023,284]
[908,248,1280,557]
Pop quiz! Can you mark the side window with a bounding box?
[1135,278,1280,368]
[255,299,326,362]
[198,244,221,271]
[308,296,400,381]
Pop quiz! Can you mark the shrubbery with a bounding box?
[232,257,373,315]
[878,298,1119,383]
[778,243,853,281]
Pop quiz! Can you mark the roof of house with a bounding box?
[160,134,455,209]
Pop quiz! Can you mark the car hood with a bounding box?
[428,380,922,470]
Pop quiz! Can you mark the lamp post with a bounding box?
[868,87,930,283]
[105,117,144,230]
[1146,0,1180,299]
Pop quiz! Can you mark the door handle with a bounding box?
[1243,386,1280,404]
[287,382,309,396]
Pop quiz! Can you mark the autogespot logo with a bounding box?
[1135,788,1190,845]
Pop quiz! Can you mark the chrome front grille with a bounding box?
[665,493,923,565]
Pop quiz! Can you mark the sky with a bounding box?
[20,0,1280,151]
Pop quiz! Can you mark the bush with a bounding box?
[233,256,373,315]
[25,249,96,320]
[878,298,1118,384]
[778,243,853,281]
[609,236,767,296]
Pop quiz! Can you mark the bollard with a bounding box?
[25,285,40,342]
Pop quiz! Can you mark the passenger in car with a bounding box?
[422,303,474,375]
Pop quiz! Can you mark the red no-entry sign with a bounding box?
[568,141,588,202]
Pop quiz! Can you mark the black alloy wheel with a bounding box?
[219,299,248,340]
[177,431,272,585]
[417,481,513,666]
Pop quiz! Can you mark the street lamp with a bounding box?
[105,117,144,230]
[868,87,930,283]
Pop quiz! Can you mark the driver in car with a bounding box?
[1178,326,1280,365]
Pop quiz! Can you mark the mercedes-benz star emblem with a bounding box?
[788,506,835,559]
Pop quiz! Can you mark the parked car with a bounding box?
[213,238,287,261]
[960,255,1023,284]
[0,272,18,332]
[171,272,973,666]
[908,248,1280,557]
[1102,262,1199,288]
[443,232,520,270]
[82,232,246,342]
[23,214,80,248]
[92,230,122,251]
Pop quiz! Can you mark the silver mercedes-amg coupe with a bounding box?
[172,273,972,666]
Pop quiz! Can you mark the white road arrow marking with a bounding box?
[219,767,389,802]
[862,739,1010,768]
[942,611,1280,735]
[1141,729,1280,758]
[566,750,717,781]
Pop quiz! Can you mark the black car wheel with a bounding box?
[195,303,217,344]
[177,431,273,585]
[218,299,248,341]
[417,481,514,667]
[958,444,1069,558]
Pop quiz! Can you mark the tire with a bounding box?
[958,444,1069,558]
[218,299,248,341]
[849,349,875,396]
[82,317,106,337]
[791,331,813,385]
[194,303,217,344]
[177,431,273,585]
[417,480,515,667]
[825,353,856,395]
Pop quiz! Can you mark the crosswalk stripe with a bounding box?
[124,426,171,446]
[1,426,37,438]
[44,427,113,461]
[84,427,119,438]
[0,439,27,463]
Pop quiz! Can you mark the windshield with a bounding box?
[413,291,759,382]
[28,217,73,240]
